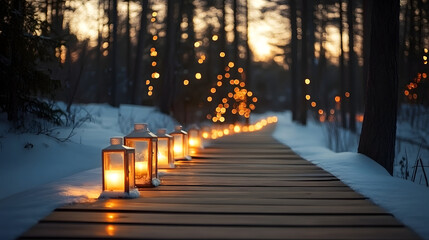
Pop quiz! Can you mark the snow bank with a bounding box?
[0,103,177,240]
[272,111,429,239]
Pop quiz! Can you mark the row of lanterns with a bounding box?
[99,117,277,198]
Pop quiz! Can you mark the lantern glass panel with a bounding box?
[173,135,184,158]
[103,152,125,192]
[127,140,150,185]
[128,152,135,188]
[183,134,189,156]
[152,139,157,178]
[158,138,169,168]
[188,130,199,147]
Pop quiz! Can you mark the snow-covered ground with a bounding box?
[270,111,429,239]
[0,106,428,239]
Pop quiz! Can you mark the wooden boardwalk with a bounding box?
[20,126,420,239]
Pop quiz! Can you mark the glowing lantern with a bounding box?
[124,123,159,188]
[156,129,174,169]
[170,125,191,160]
[100,137,139,199]
[188,125,203,150]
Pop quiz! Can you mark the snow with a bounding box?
[270,111,429,239]
[0,106,428,239]
[0,103,178,240]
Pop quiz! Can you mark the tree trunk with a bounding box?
[347,0,356,132]
[362,0,371,110]
[233,0,239,65]
[96,0,103,103]
[358,0,399,176]
[339,0,347,128]
[245,0,251,125]
[299,0,308,125]
[131,0,148,104]
[126,0,131,101]
[159,0,178,114]
[110,0,118,106]
[289,0,298,121]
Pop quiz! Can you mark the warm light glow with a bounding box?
[330,109,335,115]
[217,81,222,87]
[202,132,209,139]
[345,92,350,98]
[225,73,230,78]
[152,72,160,79]
[238,67,243,73]
[212,35,218,41]
[223,129,230,135]
[198,59,204,64]
[183,79,189,85]
[252,97,258,102]
[318,109,324,115]
[210,88,216,93]
[174,144,183,155]
[234,125,241,133]
[135,162,148,177]
[247,91,253,97]
[217,74,223,80]
[105,170,124,191]
[152,12,157,17]
[189,138,200,148]
[240,82,245,87]
[151,17,156,22]
[106,225,115,236]
[335,96,341,102]
[148,86,153,91]
[207,96,212,102]
[158,151,168,168]
[228,62,235,68]
[146,80,150,85]
[151,61,157,67]
[194,41,201,48]
[311,101,316,107]
[305,94,311,100]
[195,73,202,79]
[148,91,153,96]
[404,90,409,96]
[153,35,158,41]
[305,78,310,85]
[220,52,225,57]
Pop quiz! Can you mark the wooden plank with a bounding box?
[58,202,388,215]
[43,211,404,227]
[20,223,420,240]
[114,197,375,206]
[19,131,421,240]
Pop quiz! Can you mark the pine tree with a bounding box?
[0,0,62,129]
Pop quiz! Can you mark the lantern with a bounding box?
[124,123,160,188]
[156,129,175,168]
[100,137,139,199]
[170,125,191,160]
[188,125,203,150]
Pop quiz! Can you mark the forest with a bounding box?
[0,0,428,176]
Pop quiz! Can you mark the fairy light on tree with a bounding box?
[147,11,160,97]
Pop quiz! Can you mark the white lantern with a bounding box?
[100,137,139,199]
[170,125,191,160]
[156,129,175,168]
[124,123,160,187]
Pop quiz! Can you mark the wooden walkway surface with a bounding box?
[20,125,420,239]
